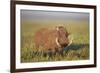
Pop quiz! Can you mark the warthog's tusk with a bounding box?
[56,37,61,47]
[56,27,59,31]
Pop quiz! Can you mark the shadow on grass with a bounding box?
[63,43,89,52]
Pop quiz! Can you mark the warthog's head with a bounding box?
[56,26,70,48]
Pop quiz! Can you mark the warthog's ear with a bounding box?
[55,37,61,47]
[67,35,73,47]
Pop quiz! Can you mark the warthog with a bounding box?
[34,26,70,53]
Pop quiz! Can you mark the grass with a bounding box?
[21,21,89,63]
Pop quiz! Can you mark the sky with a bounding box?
[21,9,89,23]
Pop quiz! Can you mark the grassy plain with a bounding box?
[21,21,89,63]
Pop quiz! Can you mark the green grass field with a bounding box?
[21,21,89,63]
